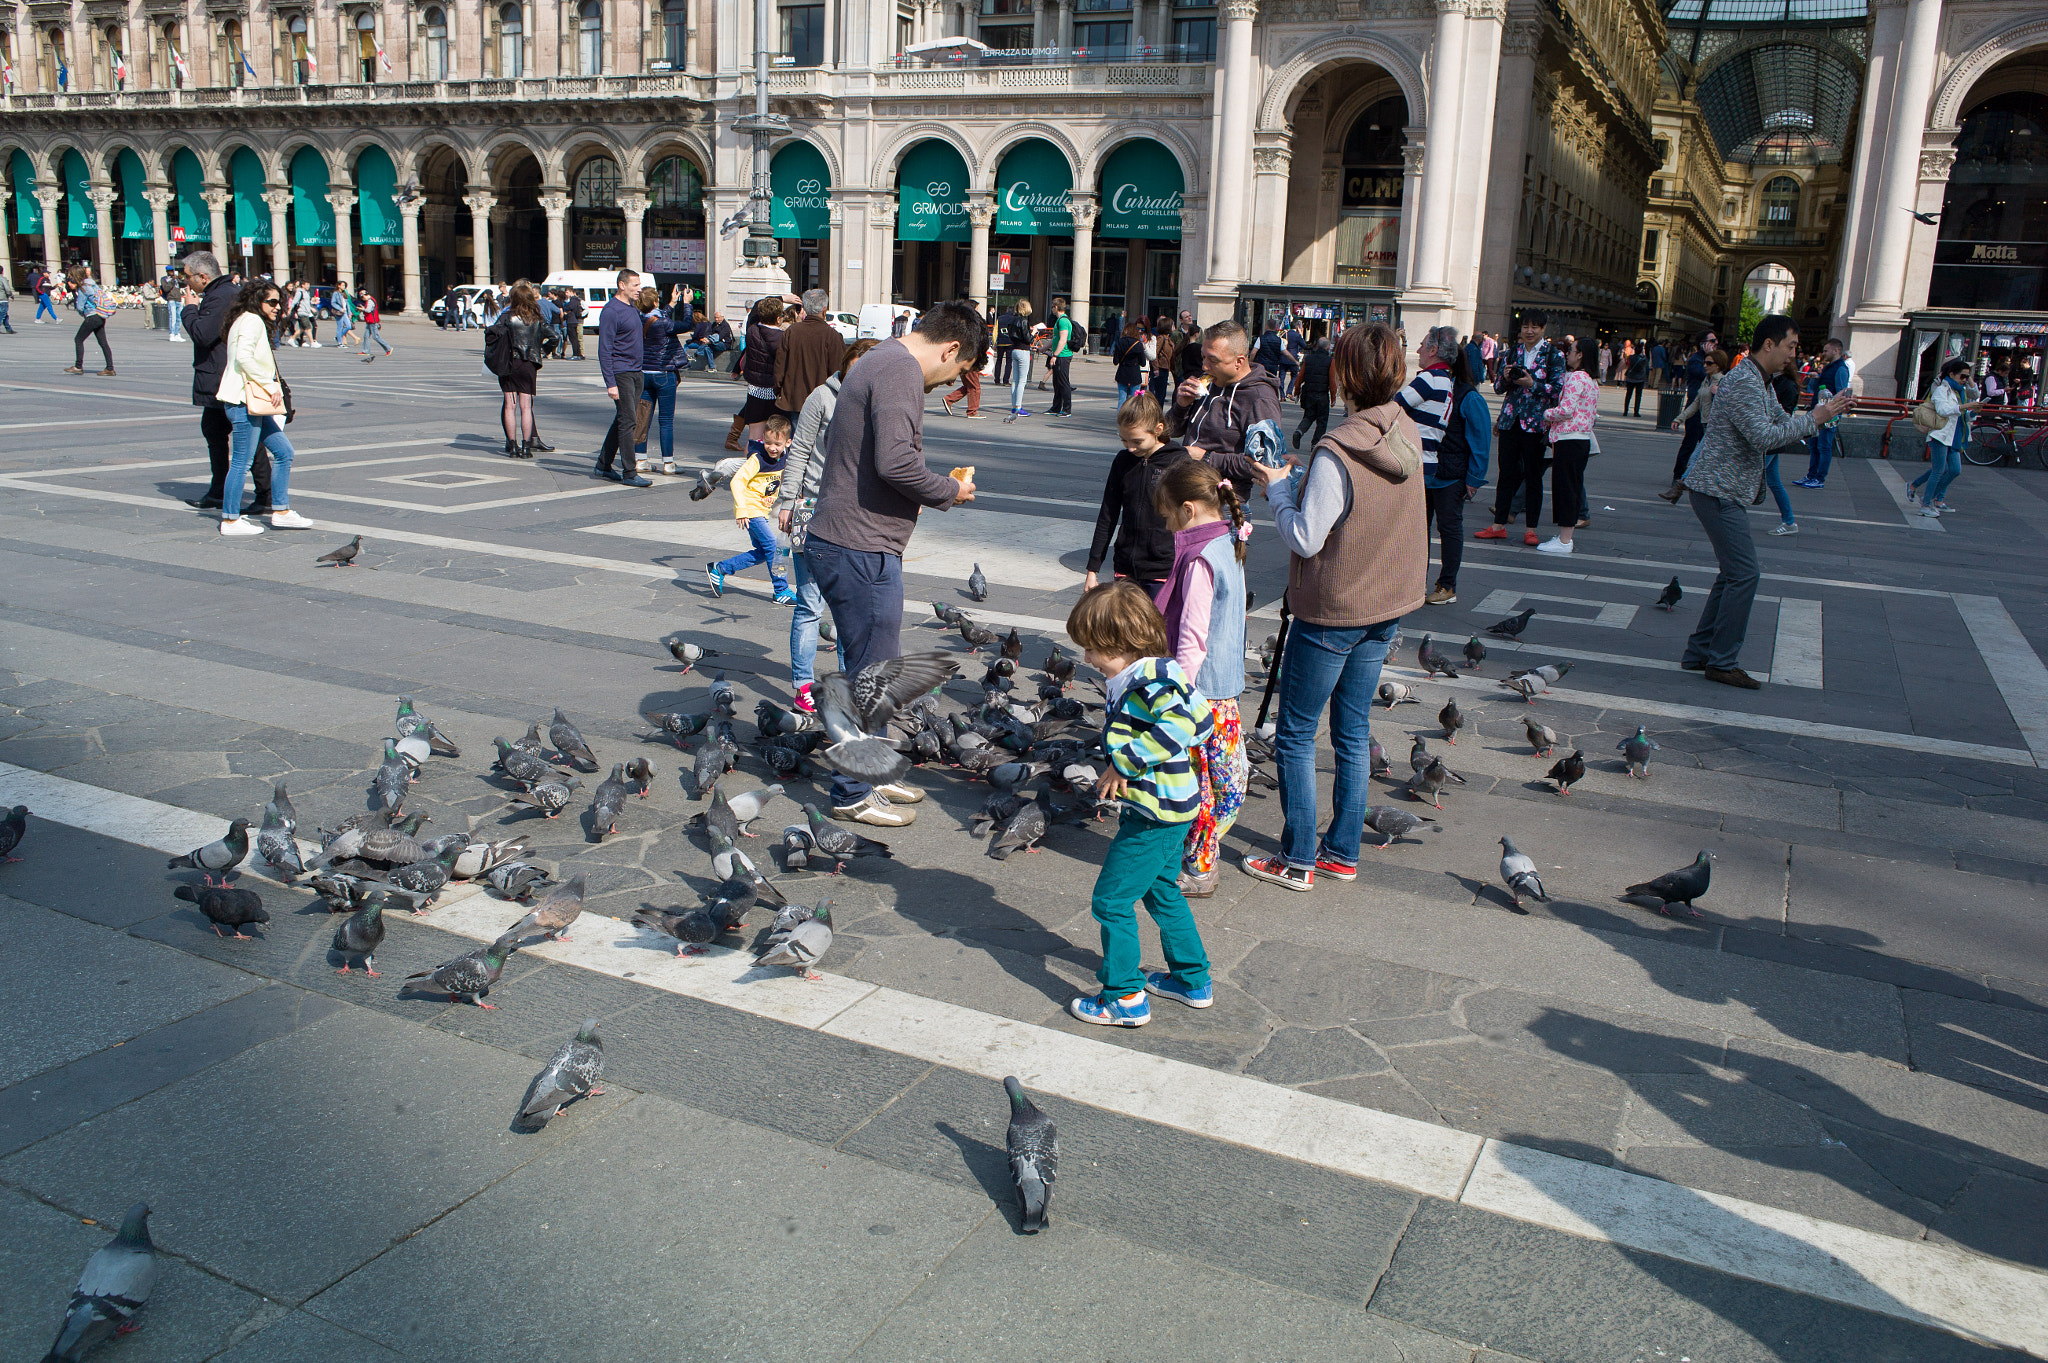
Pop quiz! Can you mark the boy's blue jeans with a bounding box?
[713,517,787,591]
[1090,810,1210,998]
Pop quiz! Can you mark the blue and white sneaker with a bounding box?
[705,564,725,597]
[772,587,797,605]
[1069,991,1150,1027]
[1144,972,1213,1009]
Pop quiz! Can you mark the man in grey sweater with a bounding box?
[804,299,986,825]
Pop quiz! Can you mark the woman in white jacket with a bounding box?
[1909,358,1985,517]
[215,280,311,536]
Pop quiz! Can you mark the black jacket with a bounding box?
[1297,349,1332,401]
[1112,335,1146,386]
[1000,312,1033,350]
[1088,441,1194,583]
[186,275,239,408]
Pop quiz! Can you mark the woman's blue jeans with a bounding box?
[1911,438,1963,503]
[1009,349,1031,412]
[1274,616,1400,869]
[639,369,677,460]
[223,404,294,517]
[1117,382,1141,408]
[1763,453,1794,524]
[789,545,828,684]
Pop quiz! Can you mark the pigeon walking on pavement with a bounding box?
[1499,673,1543,703]
[42,1202,158,1363]
[1625,851,1713,918]
[1377,679,1419,707]
[331,898,387,975]
[0,803,27,862]
[1004,1076,1058,1233]
[1619,725,1659,779]
[519,1021,606,1125]
[509,776,580,819]
[315,535,362,567]
[1363,806,1441,847]
[1546,748,1586,795]
[1656,576,1683,611]
[1369,736,1391,777]
[372,742,412,810]
[548,708,600,772]
[624,756,654,797]
[723,783,784,833]
[257,807,304,880]
[1462,636,1487,671]
[494,737,559,786]
[1486,607,1536,639]
[1409,756,1464,809]
[406,935,517,1007]
[176,883,268,938]
[753,905,833,980]
[632,904,722,955]
[642,709,711,750]
[666,639,722,673]
[590,764,630,840]
[166,819,249,884]
[1498,836,1549,909]
[804,803,893,873]
[1417,635,1459,679]
[967,563,989,601]
[1408,734,1432,774]
[507,874,587,943]
[1439,699,1470,744]
[394,697,459,757]
[1524,716,1560,757]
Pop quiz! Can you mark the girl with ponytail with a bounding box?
[1153,459,1251,897]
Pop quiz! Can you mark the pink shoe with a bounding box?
[793,683,816,714]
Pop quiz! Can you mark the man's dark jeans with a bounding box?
[200,402,270,506]
[1493,427,1548,530]
[1294,397,1330,447]
[803,534,904,807]
[1684,490,1760,672]
[597,370,644,474]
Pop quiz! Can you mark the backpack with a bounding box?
[482,315,512,376]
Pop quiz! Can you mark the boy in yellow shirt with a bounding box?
[707,412,795,603]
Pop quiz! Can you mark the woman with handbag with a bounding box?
[775,338,876,713]
[215,280,310,536]
[1909,359,1986,517]
[61,266,116,376]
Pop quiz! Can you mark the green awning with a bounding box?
[172,148,209,242]
[9,150,39,235]
[896,140,969,244]
[291,146,333,247]
[62,149,93,236]
[355,145,400,246]
[1098,139,1184,240]
[229,146,270,247]
[116,149,150,239]
[770,142,830,239]
[995,138,1072,236]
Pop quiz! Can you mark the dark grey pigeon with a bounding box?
[1462,635,1487,670]
[1485,607,1535,638]
[388,847,460,906]
[591,764,629,840]
[514,722,548,755]
[1409,756,1464,810]
[707,671,740,715]
[644,709,711,750]
[175,883,268,938]
[958,619,998,649]
[702,874,758,934]
[780,825,812,872]
[483,862,551,901]
[988,792,1050,861]
[1362,806,1441,846]
[1619,725,1659,779]
[1656,576,1683,611]
[753,905,833,978]
[509,777,579,819]
[1547,748,1586,795]
[315,534,362,566]
[44,1201,157,1362]
[263,782,297,835]
[405,934,517,1007]
[803,803,893,874]
[1417,635,1459,679]
[1004,1076,1058,1233]
[494,738,556,785]
[1408,734,1432,774]
[166,819,249,883]
[631,904,721,955]
[311,872,376,914]
[1369,736,1391,778]
[372,743,411,811]
[1626,850,1713,918]
[1524,716,1560,756]
[258,808,303,880]
[1498,836,1549,908]
[520,1020,606,1125]
[768,896,834,941]
[691,740,731,798]
[548,708,600,772]
[817,652,960,785]
[331,898,387,975]
[971,791,1026,837]
[0,803,24,861]
[1439,698,1470,744]
[507,875,586,942]
[624,757,653,798]
[697,783,743,847]
[967,563,989,601]
[356,813,431,866]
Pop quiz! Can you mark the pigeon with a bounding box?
[780,825,813,872]
[624,757,653,798]
[724,783,784,831]
[708,828,777,895]
[43,1202,158,1363]
[817,653,960,784]
[1362,806,1440,847]
[315,534,362,566]
[394,696,459,756]
[549,708,600,772]
[818,618,838,647]
[1511,661,1572,687]
[696,783,744,847]
[1004,1076,1058,1233]
[347,813,431,868]
[701,874,760,934]
[590,764,630,840]
[394,732,433,768]
[689,468,715,501]
[507,874,586,942]
[933,600,969,625]
[1486,607,1535,638]
[510,778,580,818]
[690,740,733,798]
[372,742,412,810]
[166,819,249,883]
[1439,699,1470,744]
[1000,626,1023,662]
[494,738,558,786]
[263,782,297,834]
[175,883,268,938]
[1546,748,1586,795]
[1377,680,1419,707]
[1257,633,1279,673]
[958,621,999,652]
[987,759,1050,795]
[0,802,29,863]
[1417,635,1459,679]
[988,792,1051,860]
[513,722,548,755]
[666,639,722,673]
[520,1021,606,1124]
[632,904,722,955]
[1369,736,1391,778]
[1409,756,1465,809]
[768,896,834,941]
[452,835,530,880]
[331,898,387,974]
[1408,734,1432,774]
[257,808,304,880]
[753,904,833,979]
[1655,576,1683,611]
[706,672,740,715]
[1625,850,1713,918]
[484,862,553,901]
[803,803,893,874]
[643,709,711,750]
[310,872,376,915]
[1462,636,1487,670]
[1498,835,1549,908]
[1044,648,1076,687]
[390,847,460,906]
[967,563,989,601]
[1619,725,1659,779]
[1499,673,1543,703]
[406,934,518,1007]
[1524,716,1560,756]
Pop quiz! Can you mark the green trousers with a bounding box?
[1090,811,1212,998]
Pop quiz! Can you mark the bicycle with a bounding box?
[1967,414,2048,468]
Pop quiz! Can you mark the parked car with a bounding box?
[830,311,861,343]
[856,303,920,340]
[542,271,628,333]
[428,284,498,324]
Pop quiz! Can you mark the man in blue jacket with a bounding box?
[594,270,651,487]
[1798,338,1850,487]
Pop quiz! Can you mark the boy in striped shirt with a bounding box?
[1065,580,1216,1027]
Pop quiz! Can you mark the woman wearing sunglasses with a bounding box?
[214,281,310,536]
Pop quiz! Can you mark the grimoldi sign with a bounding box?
[1097,140,1184,239]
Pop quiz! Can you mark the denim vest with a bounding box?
[1192,534,1247,701]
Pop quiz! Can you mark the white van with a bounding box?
[542,271,626,333]
[856,303,920,340]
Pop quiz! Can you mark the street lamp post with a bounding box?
[724,0,793,315]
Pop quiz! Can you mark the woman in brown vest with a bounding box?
[1241,321,1427,893]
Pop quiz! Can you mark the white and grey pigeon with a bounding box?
[723,783,784,832]
[257,807,304,880]
[768,896,834,941]
[1498,836,1549,908]
[451,834,529,880]
[44,1202,158,1363]
[1499,673,1543,703]
[519,1020,605,1126]
[167,819,250,884]
[753,905,833,980]
[1376,680,1419,707]
[395,731,434,767]
[1004,1076,1058,1233]
[816,653,961,784]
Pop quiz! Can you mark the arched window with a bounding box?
[164,23,185,88]
[1761,175,1799,227]
[649,155,701,207]
[221,20,242,89]
[573,156,620,206]
[498,3,523,77]
[355,9,378,83]
[576,0,602,75]
[660,0,686,70]
[104,25,124,90]
[424,7,448,80]
[287,14,310,85]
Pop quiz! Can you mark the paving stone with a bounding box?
[1619,1143,1936,1240]
[1789,847,2048,987]
[838,931,1068,1025]
[1356,1012,1472,1047]
[1301,1072,1445,1123]
[427,958,660,1054]
[1926,1166,2048,1271]
[1899,989,2048,1100]
[1622,1070,1832,1147]
[1246,1025,1390,1084]
[1230,939,1471,1029]
[1391,1040,1627,1160]
[213,1310,406,1361]
[1460,988,1726,1075]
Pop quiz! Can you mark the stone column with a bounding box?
[619,190,649,275]
[874,196,899,310]
[828,199,845,303]
[401,199,423,312]
[1056,0,1072,50]
[966,195,994,314]
[490,204,512,285]
[203,189,230,262]
[463,190,496,285]
[36,187,62,281]
[1448,0,1504,332]
[1474,16,1538,338]
[1199,0,1258,317]
[1405,0,1467,315]
[1396,136,1424,293]
[1067,193,1098,349]
[262,187,291,278]
[88,186,118,283]
[144,187,174,277]
[540,189,570,275]
[327,189,357,291]
[1249,143,1290,285]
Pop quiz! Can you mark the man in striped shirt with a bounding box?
[1396,326,1458,604]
